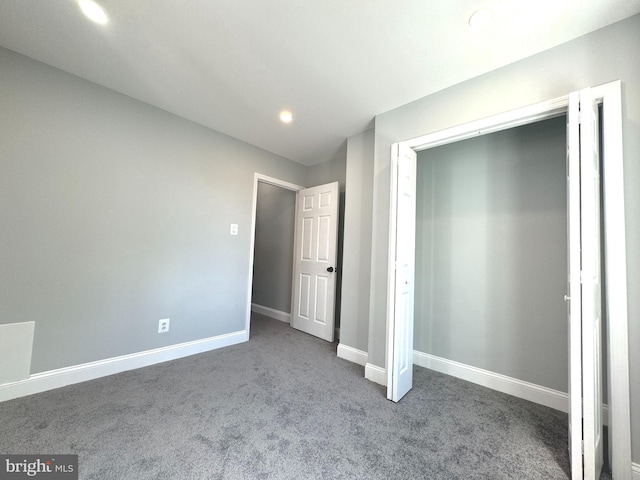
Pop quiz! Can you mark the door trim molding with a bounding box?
[246,174,304,339]
[387,80,631,479]
[406,96,568,152]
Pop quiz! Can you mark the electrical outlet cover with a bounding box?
[158,318,170,333]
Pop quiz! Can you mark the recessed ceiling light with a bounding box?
[279,110,294,124]
[78,0,109,25]
[468,9,493,29]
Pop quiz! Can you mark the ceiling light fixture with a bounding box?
[279,110,294,124]
[468,9,493,29]
[78,0,109,25]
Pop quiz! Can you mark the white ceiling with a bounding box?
[1,1,639,166]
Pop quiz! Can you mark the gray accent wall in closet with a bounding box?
[414,115,568,392]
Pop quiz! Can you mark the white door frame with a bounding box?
[386,80,631,478]
[245,173,304,339]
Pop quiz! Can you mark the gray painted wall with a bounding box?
[339,129,374,352]
[252,183,296,313]
[415,116,567,391]
[0,47,307,373]
[306,145,347,193]
[367,15,640,461]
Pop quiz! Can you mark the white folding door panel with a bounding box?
[387,143,417,402]
[567,90,583,480]
[580,87,604,480]
[567,87,604,480]
[291,182,339,342]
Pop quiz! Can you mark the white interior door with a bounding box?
[567,90,584,480]
[568,87,604,480]
[387,143,417,402]
[580,87,604,480]
[291,182,339,342]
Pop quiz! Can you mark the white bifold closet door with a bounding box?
[387,143,417,402]
[567,87,603,480]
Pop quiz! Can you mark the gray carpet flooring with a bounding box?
[0,314,610,479]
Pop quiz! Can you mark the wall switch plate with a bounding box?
[158,318,170,333]
[230,224,238,235]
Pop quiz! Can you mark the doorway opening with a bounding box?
[246,174,303,338]
[246,174,341,343]
[386,81,631,478]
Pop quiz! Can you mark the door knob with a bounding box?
[327,267,334,273]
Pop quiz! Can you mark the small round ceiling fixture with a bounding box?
[279,110,294,124]
[78,0,109,25]
[468,9,493,29]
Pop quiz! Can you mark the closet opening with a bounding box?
[386,81,631,479]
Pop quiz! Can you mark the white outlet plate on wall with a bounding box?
[230,224,238,235]
[158,318,170,333]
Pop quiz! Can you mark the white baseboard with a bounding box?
[251,303,291,323]
[632,462,640,480]
[365,363,386,386]
[413,350,610,425]
[0,330,247,402]
[337,344,368,366]
[414,350,569,413]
